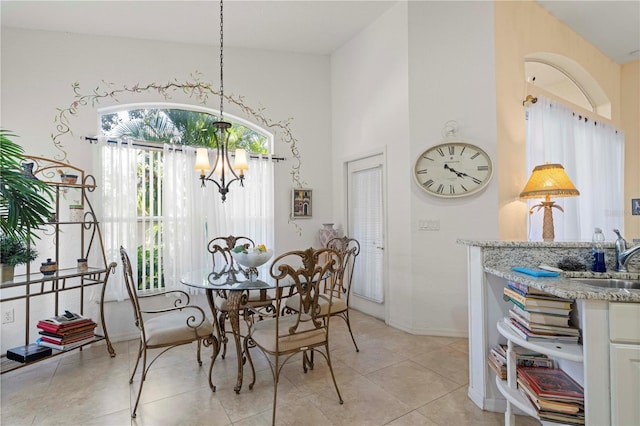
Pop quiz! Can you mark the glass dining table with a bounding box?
[180,264,292,393]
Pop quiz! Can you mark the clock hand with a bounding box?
[444,164,464,177]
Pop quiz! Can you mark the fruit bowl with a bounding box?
[230,249,274,269]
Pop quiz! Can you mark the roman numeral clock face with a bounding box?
[414,142,493,198]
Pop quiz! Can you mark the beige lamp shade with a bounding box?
[195,148,211,176]
[519,163,580,199]
[520,163,579,242]
[233,149,249,173]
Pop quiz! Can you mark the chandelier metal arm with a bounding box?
[195,0,247,202]
[200,173,245,202]
[199,120,245,202]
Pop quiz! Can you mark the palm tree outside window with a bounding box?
[99,107,272,294]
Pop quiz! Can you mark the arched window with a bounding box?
[97,104,274,296]
[101,104,271,154]
[525,53,611,119]
[524,55,623,242]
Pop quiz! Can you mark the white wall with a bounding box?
[332,1,499,336]
[1,28,333,349]
[407,1,498,336]
[331,2,413,330]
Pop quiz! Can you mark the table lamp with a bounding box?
[519,163,580,242]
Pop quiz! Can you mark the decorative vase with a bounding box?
[40,258,57,276]
[1,264,15,282]
[77,258,88,272]
[69,204,84,222]
[319,223,339,247]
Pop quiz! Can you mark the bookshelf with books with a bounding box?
[462,240,633,426]
[503,282,582,344]
[496,321,585,426]
[496,280,585,425]
[517,366,585,425]
[488,343,555,381]
[1,156,117,374]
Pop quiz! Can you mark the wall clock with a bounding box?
[413,142,493,198]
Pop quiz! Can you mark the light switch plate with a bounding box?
[418,219,440,231]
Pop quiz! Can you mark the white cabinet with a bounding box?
[609,303,640,425]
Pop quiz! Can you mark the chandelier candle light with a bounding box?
[194,0,249,202]
[520,163,580,242]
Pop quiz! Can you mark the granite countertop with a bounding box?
[485,267,640,302]
[457,239,640,302]
[457,239,610,248]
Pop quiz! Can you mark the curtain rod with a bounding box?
[522,94,538,106]
[82,136,285,161]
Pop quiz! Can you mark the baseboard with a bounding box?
[468,387,507,413]
[387,320,468,338]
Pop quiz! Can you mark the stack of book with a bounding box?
[488,344,554,380]
[517,366,585,425]
[503,281,580,343]
[36,311,97,351]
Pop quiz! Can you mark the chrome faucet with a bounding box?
[613,229,640,272]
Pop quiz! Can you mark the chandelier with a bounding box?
[195,0,248,202]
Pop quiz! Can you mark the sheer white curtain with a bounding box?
[162,146,275,291]
[95,139,139,301]
[526,96,624,241]
[205,153,275,248]
[162,145,211,292]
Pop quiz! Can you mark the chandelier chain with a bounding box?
[219,0,224,119]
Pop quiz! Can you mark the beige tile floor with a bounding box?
[1,310,539,425]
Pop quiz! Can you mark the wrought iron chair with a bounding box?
[284,236,361,352]
[207,235,274,358]
[243,247,344,425]
[119,246,218,418]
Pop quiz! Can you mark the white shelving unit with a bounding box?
[496,319,584,426]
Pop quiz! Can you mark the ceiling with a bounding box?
[1,1,638,63]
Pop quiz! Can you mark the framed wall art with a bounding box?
[632,198,640,215]
[292,188,312,218]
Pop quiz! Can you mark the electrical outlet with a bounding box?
[2,308,14,324]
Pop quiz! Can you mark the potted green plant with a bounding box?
[0,233,37,282]
[0,129,53,243]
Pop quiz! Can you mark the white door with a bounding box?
[346,154,385,320]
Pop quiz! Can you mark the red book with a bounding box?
[517,367,584,402]
[37,319,95,334]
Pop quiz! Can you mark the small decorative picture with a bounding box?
[292,188,312,218]
[632,198,640,216]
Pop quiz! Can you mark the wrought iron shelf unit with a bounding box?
[0,156,116,374]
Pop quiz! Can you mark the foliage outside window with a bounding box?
[101,108,269,291]
[102,108,268,154]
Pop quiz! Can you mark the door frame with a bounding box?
[341,148,389,323]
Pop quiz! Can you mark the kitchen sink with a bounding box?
[570,278,640,290]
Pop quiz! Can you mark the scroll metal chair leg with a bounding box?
[243,336,257,390]
[303,350,315,372]
[219,311,228,359]
[130,340,143,384]
[131,347,148,418]
[324,343,344,405]
[207,334,219,391]
[272,357,280,426]
[196,338,203,366]
[344,311,359,352]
